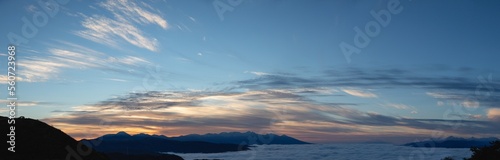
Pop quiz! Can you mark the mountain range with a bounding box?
[81,131,310,154]
[81,131,250,154]
[0,115,311,159]
[170,131,311,145]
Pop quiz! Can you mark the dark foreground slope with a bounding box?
[0,116,109,160]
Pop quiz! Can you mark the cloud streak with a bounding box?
[235,67,500,108]
[100,0,168,29]
[383,103,418,114]
[75,0,168,52]
[17,42,151,82]
[342,88,377,98]
[77,15,159,52]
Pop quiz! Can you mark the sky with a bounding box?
[0,0,499,144]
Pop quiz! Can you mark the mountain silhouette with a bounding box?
[404,136,499,148]
[0,116,109,160]
[0,116,184,160]
[170,131,311,145]
[0,115,307,159]
[82,131,250,154]
[82,131,310,155]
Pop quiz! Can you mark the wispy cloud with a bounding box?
[76,15,159,52]
[342,88,377,98]
[462,100,480,108]
[236,67,500,108]
[248,71,272,76]
[103,78,128,82]
[384,103,411,110]
[100,0,168,29]
[383,103,418,114]
[75,0,168,52]
[0,75,28,84]
[188,16,196,22]
[17,59,69,82]
[0,100,40,107]
[17,42,151,82]
[175,23,192,32]
[426,92,461,99]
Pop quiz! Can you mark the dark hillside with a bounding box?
[0,116,109,160]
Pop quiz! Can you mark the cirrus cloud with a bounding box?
[17,42,151,82]
[75,0,168,52]
[342,88,378,98]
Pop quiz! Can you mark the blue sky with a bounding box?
[1,0,500,143]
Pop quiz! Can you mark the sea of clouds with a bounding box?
[174,144,471,160]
